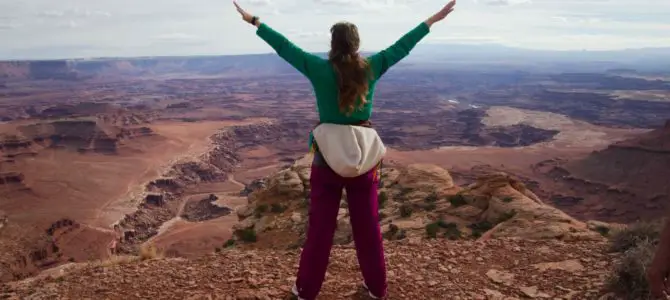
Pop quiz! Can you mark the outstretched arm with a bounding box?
[234,1,320,78]
[368,0,456,80]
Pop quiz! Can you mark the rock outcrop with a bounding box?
[231,156,605,248]
[180,195,231,222]
[17,119,123,154]
[462,172,602,241]
[396,163,455,191]
[0,134,39,161]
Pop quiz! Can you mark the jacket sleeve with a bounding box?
[256,23,323,78]
[367,22,430,80]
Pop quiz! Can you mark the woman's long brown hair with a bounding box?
[329,22,371,115]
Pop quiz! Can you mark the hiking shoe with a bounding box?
[291,284,306,300]
[362,282,382,299]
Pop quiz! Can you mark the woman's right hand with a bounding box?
[426,0,456,26]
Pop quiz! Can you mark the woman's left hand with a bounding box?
[233,1,255,24]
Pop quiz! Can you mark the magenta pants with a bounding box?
[294,164,387,299]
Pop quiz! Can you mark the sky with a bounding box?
[1,0,669,60]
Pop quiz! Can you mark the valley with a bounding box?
[0,55,669,294]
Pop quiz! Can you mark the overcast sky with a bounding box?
[1,0,669,60]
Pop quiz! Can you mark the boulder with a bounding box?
[233,218,255,232]
[586,220,626,234]
[248,169,304,204]
[236,206,254,219]
[465,172,602,241]
[397,164,455,192]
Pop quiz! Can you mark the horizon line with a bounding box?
[1,42,669,63]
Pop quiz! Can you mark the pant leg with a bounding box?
[295,165,343,300]
[345,168,387,298]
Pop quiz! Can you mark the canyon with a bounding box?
[0,52,669,299]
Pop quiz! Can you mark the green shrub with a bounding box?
[255,204,269,218]
[424,203,437,211]
[399,203,413,218]
[397,187,413,199]
[502,196,514,203]
[444,226,462,240]
[388,223,399,235]
[426,222,440,239]
[215,247,222,253]
[287,242,301,250]
[424,192,439,203]
[609,221,663,253]
[270,203,286,213]
[607,238,656,300]
[300,197,310,209]
[424,220,463,240]
[235,228,257,243]
[497,210,517,223]
[469,220,494,238]
[383,223,399,240]
[224,239,236,248]
[438,220,457,229]
[595,225,611,237]
[256,204,268,213]
[470,221,494,231]
[448,194,468,207]
[383,224,407,240]
[378,191,388,207]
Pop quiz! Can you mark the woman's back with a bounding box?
[255,22,431,124]
[235,2,457,298]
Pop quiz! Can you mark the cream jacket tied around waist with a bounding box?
[312,123,386,178]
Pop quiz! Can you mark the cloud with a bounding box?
[0,22,19,30]
[38,10,65,18]
[551,15,602,25]
[288,29,329,39]
[37,9,112,19]
[551,16,568,23]
[0,0,669,59]
[428,35,503,44]
[54,20,79,28]
[246,0,272,5]
[153,33,203,41]
[150,33,208,46]
[313,0,356,4]
[311,0,421,11]
[482,0,532,6]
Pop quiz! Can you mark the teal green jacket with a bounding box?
[256,22,430,147]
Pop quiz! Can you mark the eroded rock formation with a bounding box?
[231,156,606,249]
